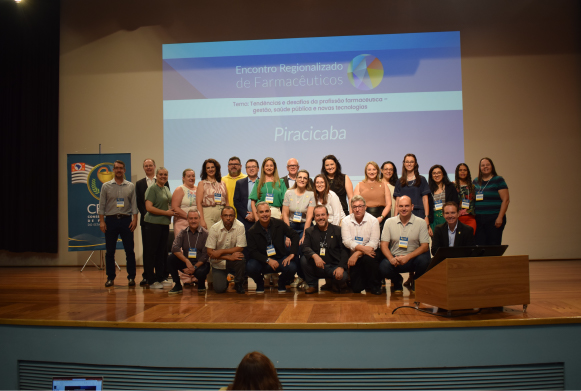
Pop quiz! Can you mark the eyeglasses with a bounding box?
[287,165,298,168]
[228,163,241,166]
[352,205,365,210]
[246,165,258,169]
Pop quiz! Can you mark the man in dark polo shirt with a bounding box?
[301,205,349,294]
[98,160,138,287]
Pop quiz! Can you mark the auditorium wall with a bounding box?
[1,0,579,266]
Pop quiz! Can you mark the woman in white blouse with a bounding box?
[313,174,345,226]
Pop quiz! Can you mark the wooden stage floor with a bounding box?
[0,261,580,329]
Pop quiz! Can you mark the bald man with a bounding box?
[379,195,430,293]
[281,158,313,189]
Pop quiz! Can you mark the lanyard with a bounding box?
[262,224,273,246]
[477,179,491,194]
[320,229,328,248]
[186,227,200,249]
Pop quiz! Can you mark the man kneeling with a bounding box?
[246,201,298,293]
[301,205,348,294]
[380,195,430,292]
[206,206,247,294]
[168,210,210,294]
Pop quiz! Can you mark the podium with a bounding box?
[415,255,530,311]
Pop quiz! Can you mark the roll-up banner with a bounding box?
[67,153,131,252]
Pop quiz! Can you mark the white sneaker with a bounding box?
[162,279,172,286]
[150,282,164,289]
[290,276,303,288]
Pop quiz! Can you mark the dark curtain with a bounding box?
[0,0,60,253]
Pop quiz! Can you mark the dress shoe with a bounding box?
[370,287,382,295]
[235,282,245,294]
[104,280,114,287]
[128,279,135,286]
[305,286,317,294]
[139,278,147,286]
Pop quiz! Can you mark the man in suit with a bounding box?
[281,158,313,189]
[246,201,298,293]
[301,205,349,294]
[431,201,475,256]
[233,159,260,232]
[135,158,170,286]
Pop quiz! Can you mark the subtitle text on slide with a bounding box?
[232,96,383,116]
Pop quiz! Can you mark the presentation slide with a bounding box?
[163,32,463,189]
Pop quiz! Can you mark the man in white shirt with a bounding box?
[206,206,247,294]
[379,195,430,293]
[340,195,382,295]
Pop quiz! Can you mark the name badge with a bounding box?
[320,248,326,256]
[188,248,197,259]
[265,193,274,203]
[292,211,302,223]
[476,193,484,201]
[399,236,408,249]
[462,199,470,209]
[266,244,276,257]
[354,236,363,245]
[435,200,443,211]
[214,193,222,204]
[116,198,124,208]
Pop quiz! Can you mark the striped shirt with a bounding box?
[473,176,508,215]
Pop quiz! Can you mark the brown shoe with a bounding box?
[305,286,317,294]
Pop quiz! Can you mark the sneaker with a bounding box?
[162,279,172,286]
[255,280,265,294]
[150,282,164,289]
[290,276,303,288]
[278,279,287,293]
[198,281,206,293]
[169,285,183,295]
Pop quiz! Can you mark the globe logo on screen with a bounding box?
[347,54,384,90]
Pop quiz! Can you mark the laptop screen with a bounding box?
[52,377,103,391]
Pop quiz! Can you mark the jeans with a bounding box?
[300,256,348,287]
[104,215,136,281]
[288,221,305,279]
[379,251,431,289]
[246,257,297,287]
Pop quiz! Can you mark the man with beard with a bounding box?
[301,205,348,294]
[222,156,247,217]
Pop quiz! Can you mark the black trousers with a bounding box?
[167,253,210,287]
[475,214,506,246]
[350,251,382,293]
[142,222,169,284]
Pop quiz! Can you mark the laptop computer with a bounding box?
[425,245,509,273]
[52,377,103,391]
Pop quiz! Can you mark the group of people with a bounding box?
[98,154,509,295]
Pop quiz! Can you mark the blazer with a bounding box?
[233,177,254,224]
[282,175,314,190]
[247,217,299,264]
[302,223,349,269]
[136,178,170,226]
[431,221,475,256]
[428,182,460,224]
